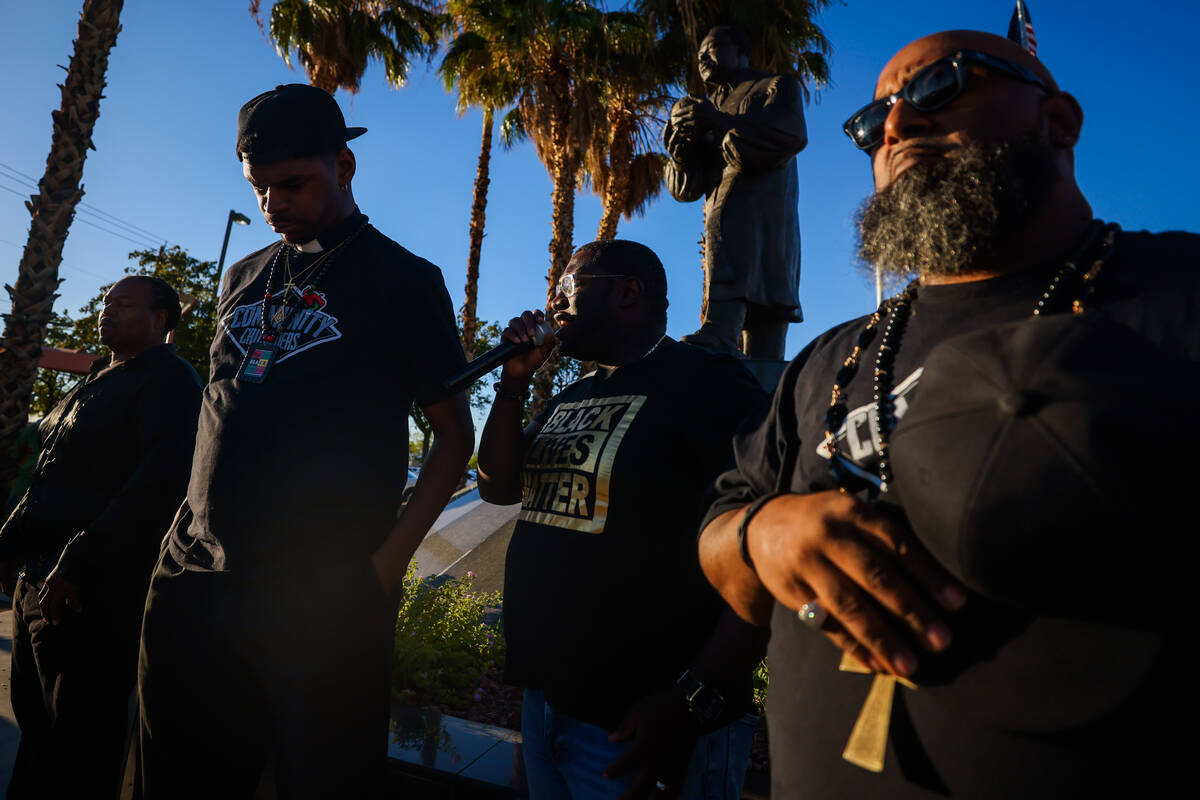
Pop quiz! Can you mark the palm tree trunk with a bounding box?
[460,105,494,358]
[596,102,634,241]
[0,0,123,493]
[531,74,580,417]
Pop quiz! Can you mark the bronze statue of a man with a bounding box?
[664,26,808,360]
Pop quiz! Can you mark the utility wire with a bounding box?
[0,180,163,251]
[0,160,169,244]
[0,174,163,248]
[0,207,133,284]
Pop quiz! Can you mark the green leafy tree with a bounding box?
[29,246,218,418]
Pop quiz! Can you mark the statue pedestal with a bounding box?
[743,359,787,392]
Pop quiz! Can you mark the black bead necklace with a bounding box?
[235,218,368,381]
[824,220,1120,496]
[257,218,368,340]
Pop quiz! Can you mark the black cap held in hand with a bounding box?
[236,83,367,164]
[890,312,1199,613]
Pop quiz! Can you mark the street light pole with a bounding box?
[214,209,251,297]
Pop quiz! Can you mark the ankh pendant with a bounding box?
[838,651,916,773]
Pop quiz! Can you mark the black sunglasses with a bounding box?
[842,49,1049,152]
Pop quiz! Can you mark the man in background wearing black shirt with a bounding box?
[699,30,1198,798]
[135,84,474,798]
[0,275,202,798]
[479,240,768,800]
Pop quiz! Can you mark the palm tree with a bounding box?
[581,11,671,241]
[485,0,622,412]
[251,0,446,93]
[0,0,124,494]
[440,0,519,357]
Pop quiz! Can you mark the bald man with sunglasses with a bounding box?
[697,30,1199,798]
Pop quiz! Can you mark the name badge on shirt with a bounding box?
[239,341,279,384]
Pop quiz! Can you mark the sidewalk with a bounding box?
[0,599,18,799]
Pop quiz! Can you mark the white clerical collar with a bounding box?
[295,239,324,253]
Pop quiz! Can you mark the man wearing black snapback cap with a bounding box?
[697,30,1199,798]
[135,83,474,798]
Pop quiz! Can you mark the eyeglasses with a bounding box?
[842,49,1049,152]
[556,273,630,298]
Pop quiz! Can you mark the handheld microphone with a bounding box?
[442,318,557,395]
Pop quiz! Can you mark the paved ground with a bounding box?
[412,488,522,585]
[0,599,18,799]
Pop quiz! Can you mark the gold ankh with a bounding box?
[838,652,916,772]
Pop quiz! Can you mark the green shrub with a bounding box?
[392,565,505,709]
[752,658,769,715]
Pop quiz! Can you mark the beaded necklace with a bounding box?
[236,218,368,383]
[824,220,1120,495]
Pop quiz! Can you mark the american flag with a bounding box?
[1007,0,1038,56]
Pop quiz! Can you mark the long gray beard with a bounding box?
[855,136,1054,281]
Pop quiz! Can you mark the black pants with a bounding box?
[135,550,398,799]
[8,575,142,799]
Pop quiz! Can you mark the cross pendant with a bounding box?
[838,652,916,773]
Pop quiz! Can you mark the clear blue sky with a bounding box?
[3,1,1196,365]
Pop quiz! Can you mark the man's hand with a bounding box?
[745,491,967,678]
[38,567,82,624]
[604,690,701,800]
[498,310,558,389]
[370,549,396,596]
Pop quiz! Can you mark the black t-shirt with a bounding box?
[703,230,1200,798]
[503,339,768,730]
[168,211,466,575]
[0,344,201,586]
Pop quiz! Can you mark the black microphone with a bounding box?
[442,319,557,395]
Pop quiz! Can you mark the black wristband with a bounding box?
[737,493,786,570]
[493,381,529,402]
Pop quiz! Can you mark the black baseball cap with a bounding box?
[890,312,1197,613]
[886,312,1196,730]
[236,83,367,164]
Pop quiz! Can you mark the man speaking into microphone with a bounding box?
[478,240,769,800]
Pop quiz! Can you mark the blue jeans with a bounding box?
[521,689,754,800]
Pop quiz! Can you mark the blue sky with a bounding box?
[3,1,1196,367]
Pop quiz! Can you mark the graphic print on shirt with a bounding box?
[220,286,341,362]
[519,394,646,534]
[815,368,922,489]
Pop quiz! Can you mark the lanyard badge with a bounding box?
[238,340,280,384]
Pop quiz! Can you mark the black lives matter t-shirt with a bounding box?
[503,339,767,730]
[168,211,466,574]
[702,231,1200,799]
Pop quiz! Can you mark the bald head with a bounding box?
[877,30,1059,99]
[855,30,1094,283]
[863,28,1083,194]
